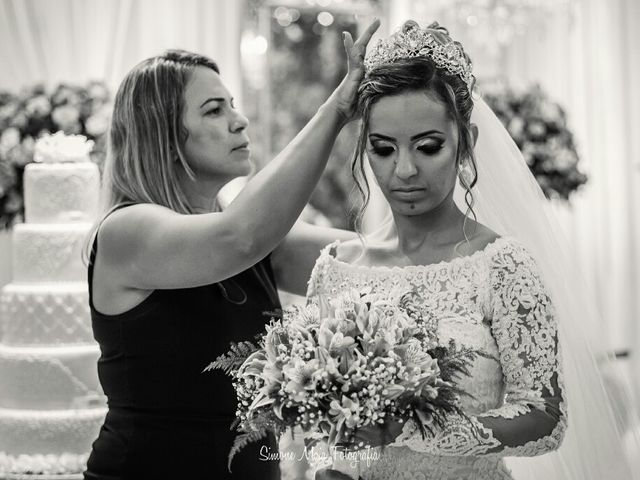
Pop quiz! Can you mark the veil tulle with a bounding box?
[362,96,639,479]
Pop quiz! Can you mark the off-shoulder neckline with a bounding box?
[324,235,515,273]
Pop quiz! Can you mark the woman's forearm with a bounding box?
[221,20,379,262]
[224,100,346,258]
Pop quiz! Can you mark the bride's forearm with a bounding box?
[391,402,566,457]
[474,404,566,454]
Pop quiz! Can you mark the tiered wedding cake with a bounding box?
[0,132,107,477]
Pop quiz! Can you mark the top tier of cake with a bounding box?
[23,162,100,224]
[23,132,100,224]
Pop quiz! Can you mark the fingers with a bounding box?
[353,18,380,50]
[343,31,354,52]
[342,31,355,67]
[342,18,380,71]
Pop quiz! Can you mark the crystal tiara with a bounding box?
[364,21,475,92]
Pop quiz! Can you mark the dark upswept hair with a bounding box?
[351,27,478,239]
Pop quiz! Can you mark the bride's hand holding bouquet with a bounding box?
[207,288,478,477]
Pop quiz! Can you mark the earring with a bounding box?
[458,159,474,186]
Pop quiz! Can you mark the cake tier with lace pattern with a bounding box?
[0,137,104,477]
[11,223,90,283]
[0,283,92,345]
[23,162,100,224]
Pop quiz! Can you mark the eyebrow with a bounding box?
[200,97,231,109]
[369,130,444,141]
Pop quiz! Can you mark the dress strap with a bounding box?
[89,202,137,264]
[88,202,137,302]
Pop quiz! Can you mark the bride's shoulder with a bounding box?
[478,227,537,266]
[458,222,502,256]
[331,238,366,264]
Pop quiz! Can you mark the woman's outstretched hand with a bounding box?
[328,18,381,124]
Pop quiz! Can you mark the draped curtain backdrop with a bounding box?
[0,0,243,97]
[503,0,640,406]
[386,0,640,401]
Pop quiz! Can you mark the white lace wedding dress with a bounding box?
[305,236,567,480]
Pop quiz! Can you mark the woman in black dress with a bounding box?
[83,21,379,480]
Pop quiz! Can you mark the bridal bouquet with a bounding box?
[205,289,477,473]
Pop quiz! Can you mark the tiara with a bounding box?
[364,21,475,92]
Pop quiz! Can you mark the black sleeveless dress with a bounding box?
[84,209,282,480]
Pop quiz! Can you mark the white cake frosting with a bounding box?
[0,132,104,477]
[0,408,106,455]
[0,284,93,346]
[33,132,95,164]
[0,451,90,478]
[23,163,100,224]
[12,224,91,283]
[0,344,102,409]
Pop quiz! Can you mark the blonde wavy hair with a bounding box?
[84,50,220,261]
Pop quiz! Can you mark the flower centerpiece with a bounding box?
[483,83,587,200]
[206,289,478,477]
[0,82,111,229]
[34,131,95,164]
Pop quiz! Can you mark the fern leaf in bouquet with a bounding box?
[203,340,258,375]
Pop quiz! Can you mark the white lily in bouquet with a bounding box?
[205,288,479,477]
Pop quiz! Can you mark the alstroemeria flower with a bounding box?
[264,322,290,361]
[240,351,268,376]
[283,358,322,402]
[361,334,391,357]
[261,361,284,394]
[318,320,356,354]
[356,304,380,341]
[320,331,356,374]
[289,303,320,328]
[327,331,355,356]
[329,395,361,433]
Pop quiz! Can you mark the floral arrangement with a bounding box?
[0,82,111,229]
[206,289,478,473]
[34,131,95,163]
[483,83,587,200]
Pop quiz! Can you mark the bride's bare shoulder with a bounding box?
[458,221,502,255]
[332,238,366,264]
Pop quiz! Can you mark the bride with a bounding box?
[307,20,637,480]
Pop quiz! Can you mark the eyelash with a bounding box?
[206,101,235,116]
[418,145,443,155]
[372,146,394,157]
[371,144,443,157]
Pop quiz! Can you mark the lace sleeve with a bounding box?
[390,241,567,457]
[305,241,337,300]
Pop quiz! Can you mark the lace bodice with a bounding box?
[305,237,567,480]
